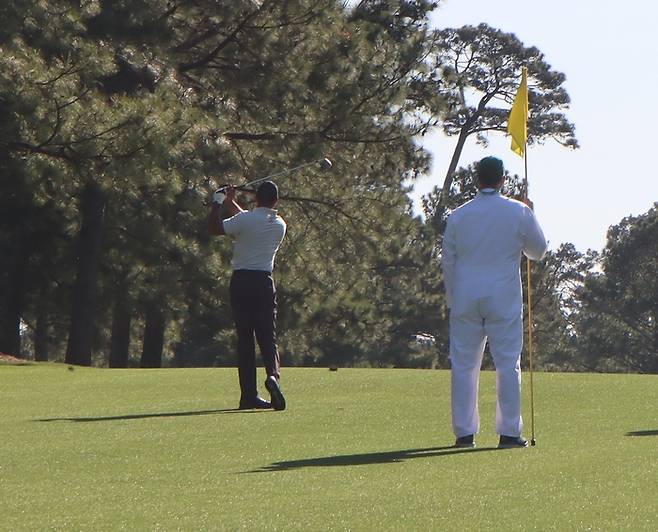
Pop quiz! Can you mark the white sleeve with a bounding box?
[441,216,457,309]
[222,212,245,236]
[521,207,548,261]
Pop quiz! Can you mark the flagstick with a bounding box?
[523,144,537,447]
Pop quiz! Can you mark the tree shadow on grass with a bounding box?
[247,445,502,473]
[35,408,271,423]
[625,429,658,437]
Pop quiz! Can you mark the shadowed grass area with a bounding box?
[247,445,502,472]
[1,364,656,530]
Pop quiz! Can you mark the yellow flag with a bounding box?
[507,67,528,157]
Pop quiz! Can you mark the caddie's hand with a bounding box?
[522,197,534,211]
[212,187,227,205]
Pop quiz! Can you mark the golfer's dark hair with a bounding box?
[256,181,279,207]
[476,156,504,187]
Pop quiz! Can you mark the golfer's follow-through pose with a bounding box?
[207,181,287,411]
[442,157,547,449]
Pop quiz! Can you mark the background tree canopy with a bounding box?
[0,0,444,369]
[573,205,658,373]
[1,1,652,373]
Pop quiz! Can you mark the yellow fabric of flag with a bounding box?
[507,67,528,157]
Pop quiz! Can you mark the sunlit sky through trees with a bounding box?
[410,0,658,252]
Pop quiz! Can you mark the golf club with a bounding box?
[214,157,332,197]
[240,157,332,190]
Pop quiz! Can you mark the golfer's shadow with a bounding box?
[625,429,658,437]
[248,445,500,472]
[35,408,269,423]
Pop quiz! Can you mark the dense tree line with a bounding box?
[574,205,658,373]
[1,1,652,373]
[1,0,446,369]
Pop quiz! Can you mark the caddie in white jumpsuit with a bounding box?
[442,157,547,449]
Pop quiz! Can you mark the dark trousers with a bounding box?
[229,270,280,401]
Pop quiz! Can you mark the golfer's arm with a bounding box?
[207,204,226,236]
[225,199,246,217]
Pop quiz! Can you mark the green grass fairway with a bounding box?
[2,365,656,530]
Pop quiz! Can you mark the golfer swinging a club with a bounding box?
[442,156,547,448]
[208,181,287,411]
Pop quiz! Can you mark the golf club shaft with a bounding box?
[240,159,325,189]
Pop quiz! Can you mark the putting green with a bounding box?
[1,364,656,530]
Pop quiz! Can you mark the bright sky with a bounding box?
[410,0,658,252]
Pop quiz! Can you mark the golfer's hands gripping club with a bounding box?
[212,187,227,205]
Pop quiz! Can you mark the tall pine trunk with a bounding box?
[109,284,132,368]
[140,305,165,368]
[34,309,49,362]
[65,181,105,366]
[0,241,28,357]
[0,297,22,357]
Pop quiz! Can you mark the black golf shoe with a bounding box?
[239,396,271,410]
[454,434,475,448]
[265,375,286,411]
[498,435,528,449]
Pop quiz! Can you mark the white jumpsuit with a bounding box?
[442,189,547,438]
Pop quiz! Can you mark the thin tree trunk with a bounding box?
[140,305,165,368]
[432,128,470,234]
[66,181,105,366]
[109,284,132,368]
[433,92,494,233]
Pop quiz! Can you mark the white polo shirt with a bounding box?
[222,208,286,272]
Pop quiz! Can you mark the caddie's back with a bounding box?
[448,194,532,281]
[444,156,547,288]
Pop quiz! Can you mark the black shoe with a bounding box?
[498,435,528,449]
[454,434,475,448]
[265,375,286,411]
[239,396,271,410]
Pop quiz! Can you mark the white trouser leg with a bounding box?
[449,311,486,438]
[485,310,524,437]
